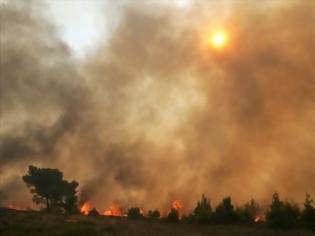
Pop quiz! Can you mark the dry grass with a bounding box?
[0,209,314,236]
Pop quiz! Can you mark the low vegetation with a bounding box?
[1,165,314,235]
[1,209,315,236]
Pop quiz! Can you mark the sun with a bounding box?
[211,31,227,49]
[203,29,228,50]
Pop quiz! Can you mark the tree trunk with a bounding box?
[46,197,50,212]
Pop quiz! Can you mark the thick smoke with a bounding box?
[0,0,314,212]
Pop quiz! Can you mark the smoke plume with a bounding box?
[0,0,314,211]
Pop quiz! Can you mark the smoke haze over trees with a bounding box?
[0,0,314,212]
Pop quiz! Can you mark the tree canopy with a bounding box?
[213,197,238,223]
[301,193,315,230]
[127,207,143,219]
[22,165,79,213]
[165,208,179,222]
[266,192,300,229]
[193,194,212,224]
[147,209,160,220]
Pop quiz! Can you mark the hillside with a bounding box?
[0,209,314,236]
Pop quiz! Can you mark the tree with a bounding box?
[147,209,160,220]
[89,208,100,216]
[193,194,212,224]
[213,197,238,223]
[22,165,79,213]
[181,213,196,224]
[165,208,179,222]
[266,192,300,229]
[301,194,315,230]
[236,199,260,223]
[127,207,143,219]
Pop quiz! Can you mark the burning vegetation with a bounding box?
[172,201,183,211]
[103,204,124,217]
[1,0,315,234]
[80,202,92,216]
[80,202,125,217]
[0,165,314,231]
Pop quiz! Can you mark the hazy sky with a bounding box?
[45,0,125,56]
[45,0,231,56]
[1,0,314,212]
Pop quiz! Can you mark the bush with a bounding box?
[266,193,300,229]
[165,208,179,223]
[181,213,196,224]
[88,208,100,217]
[147,209,160,220]
[127,207,143,219]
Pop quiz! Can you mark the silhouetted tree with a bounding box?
[0,190,5,204]
[301,194,315,230]
[266,192,300,229]
[22,165,79,213]
[127,207,143,219]
[193,194,212,224]
[213,197,238,223]
[89,208,100,216]
[236,199,260,223]
[165,208,179,222]
[147,209,160,220]
[181,213,196,224]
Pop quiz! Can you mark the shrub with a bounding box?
[181,213,196,224]
[147,209,160,220]
[127,207,143,219]
[165,208,179,223]
[88,208,100,217]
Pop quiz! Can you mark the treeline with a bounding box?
[120,193,315,231]
[21,166,315,231]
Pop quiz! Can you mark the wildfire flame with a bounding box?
[103,204,123,217]
[80,202,92,215]
[172,200,183,210]
[6,204,27,211]
[254,216,263,223]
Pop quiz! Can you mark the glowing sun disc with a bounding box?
[211,31,227,49]
[205,31,227,49]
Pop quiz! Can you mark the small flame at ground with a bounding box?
[254,216,263,223]
[80,202,92,215]
[6,204,27,211]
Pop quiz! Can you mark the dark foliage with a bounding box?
[18,167,315,231]
[300,194,315,231]
[165,208,179,223]
[147,209,160,220]
[127,207,143,219]
[88,208,100,216]
[236,199,260,223]
[181,213,196,224]
[22,165,79,213]
[266,193,300,229]
[213,197,238,224]
[193,194,212,224]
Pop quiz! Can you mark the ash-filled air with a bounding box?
[0,0,314,212]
